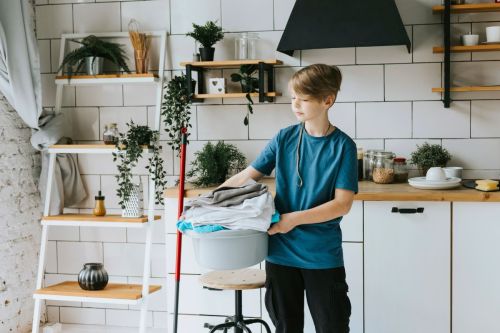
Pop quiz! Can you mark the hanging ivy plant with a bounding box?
[161,74,193,156]
[230,64,259,126]
[112,121,167,208]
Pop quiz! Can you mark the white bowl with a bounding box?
[426,167,447,181]
[462,34,479,46]
[443,166,463,179]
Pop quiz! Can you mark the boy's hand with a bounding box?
[268,213,297,235]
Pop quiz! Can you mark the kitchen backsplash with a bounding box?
[34,0,500,328]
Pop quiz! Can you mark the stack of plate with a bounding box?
[408,177,462,190]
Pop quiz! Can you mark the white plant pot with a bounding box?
[122,183,143,218]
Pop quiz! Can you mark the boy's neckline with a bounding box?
[302,123,338,140]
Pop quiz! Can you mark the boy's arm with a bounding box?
[217,166,265,188]
[268,188,355,235]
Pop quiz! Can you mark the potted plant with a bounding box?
[230,64,259,126]
[187,141,246,187]
[409,142,452,175]
[112,121,167,209]
[161,74,194,156]
[58,35,131,78]
[186,21,224,61]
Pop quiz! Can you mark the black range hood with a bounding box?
[277,0,411,56]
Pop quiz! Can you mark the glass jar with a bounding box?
[364,149,384,180]
[357,148,364,181]
[393,157,409,183]
[372,152,395,184]
[103,123,119,144]
[234,32,259,60]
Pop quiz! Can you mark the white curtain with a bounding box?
[0,0,41,129]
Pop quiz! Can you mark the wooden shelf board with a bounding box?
[47,144,155,154]
[433,85,500,92]
[432,3,500,13]
[180,59,283,68]
[55,73,159,85]
[34,281,161,300]
[42,214,161,223]
[433,44,500,53]
[194,92,282,99]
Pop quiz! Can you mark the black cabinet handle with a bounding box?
[391,207,424,214]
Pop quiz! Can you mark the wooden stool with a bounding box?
[199,269,272,333]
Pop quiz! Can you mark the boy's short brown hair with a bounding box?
[289,64,342,101]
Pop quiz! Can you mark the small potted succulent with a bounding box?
[187,141,246,187]
[112,121,167,210]
[58,35,131,78]
[409,142,452,176]
[230,64,259,126]
[186,21,224,61]
[161,74,194,156]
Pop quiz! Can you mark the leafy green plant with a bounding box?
[112,121,167,208]
[58,35,131,78]
[186,21,224,48]
[409,142,452,174]
[187,141,247,187]
[161,74,193,156]
[230,65,259,126]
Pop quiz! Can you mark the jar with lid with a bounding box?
[103,123,119,144]
[234,32,259,60]
[372,152,395,184]
[393,157,409,183]
[357,148,364,181]
[364,149,384,180]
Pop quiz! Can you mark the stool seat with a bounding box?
[199,269,265,290]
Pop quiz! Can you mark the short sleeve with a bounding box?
[335,140,359,194]
[250,131,280,176]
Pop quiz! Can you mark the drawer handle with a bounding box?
[391,207,424,214]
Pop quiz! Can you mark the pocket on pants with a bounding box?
[265,280,279,325]
[332,281,351,330]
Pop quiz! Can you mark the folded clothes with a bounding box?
[178,212,281,233]
[184,179,268,209]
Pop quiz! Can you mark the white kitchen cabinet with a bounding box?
[453,202,500,333]
[341,200,363,242]
[364,201,450,333]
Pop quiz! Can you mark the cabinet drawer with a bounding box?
[341,200,363,242]
[167,274,261,317]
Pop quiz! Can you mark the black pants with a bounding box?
[264,261,351,333]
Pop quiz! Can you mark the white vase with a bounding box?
[122,183,143,218]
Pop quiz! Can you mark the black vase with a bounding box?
[78,263,109,290]
[199,47,215,61]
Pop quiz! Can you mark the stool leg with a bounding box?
[243,319,272,333]
[208,321,235,333]
[234,290,244,333]
[236,322,252,333]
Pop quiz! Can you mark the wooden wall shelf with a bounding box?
[193,92,282,99]
[180,59,283,68]
[433,44,500,53]
[432,85,500,93]
[55,73,159,85]
[432,3,500,13]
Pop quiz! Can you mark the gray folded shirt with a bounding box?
[185,179,268,210]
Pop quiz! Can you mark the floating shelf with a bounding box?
[55,73,159,86]
[193,92,282,99]
[433,44,500,53]
[432,85,500,93]
[47,144,155,154]
[34,281,161,305]
[180,59,283,68]
[42,214,161,228]
[432,3,500,13]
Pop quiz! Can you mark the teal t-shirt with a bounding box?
[251,124,358,269]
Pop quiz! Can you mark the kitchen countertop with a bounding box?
[163,179,500,202]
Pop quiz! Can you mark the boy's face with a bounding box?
[290,90,335,122]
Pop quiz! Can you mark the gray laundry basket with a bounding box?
[186,229,268,270]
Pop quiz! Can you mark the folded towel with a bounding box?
[178,212,281,234]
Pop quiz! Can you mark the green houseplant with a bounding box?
[112,121,167,208]
[230,64,259,126]
[161,74,194,156]
[187,141,246,187]
[58,35,131,78]
[409,142,452,175]
[186,21,224,61]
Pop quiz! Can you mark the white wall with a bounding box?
[34,0,500,329]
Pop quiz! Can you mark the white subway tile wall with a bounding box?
[35,0,500,329]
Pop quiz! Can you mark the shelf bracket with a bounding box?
[443,0,451,108]
[258,62,275,103]
[185,64,204,103]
